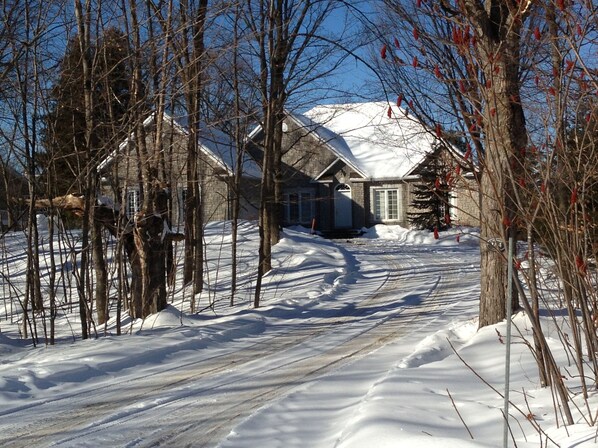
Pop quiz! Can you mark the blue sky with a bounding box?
[289,2,382,110]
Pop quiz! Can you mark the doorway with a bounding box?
[334,184,352,228]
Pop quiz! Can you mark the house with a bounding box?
[99,112,260,226]
[247,101,479,233]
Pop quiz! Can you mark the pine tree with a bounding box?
[408,147,452,231]
[41,28,132,197]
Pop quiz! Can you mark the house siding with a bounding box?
[452,175,480,227]
[249,111,482,233]
[366,181,412,228]
[101,119,256,226]
[280,118,338,185]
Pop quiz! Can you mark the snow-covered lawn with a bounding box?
[0,222,596,447]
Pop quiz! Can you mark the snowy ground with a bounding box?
[0,222,596,447]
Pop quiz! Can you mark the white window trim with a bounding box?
[283,188,315,225]
[126,188,141,219]
[372,187,401,222]
[449,191,458,221]
[179,187,188,225]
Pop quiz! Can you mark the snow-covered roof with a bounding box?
[197,125,261,179]
[303,101,438,180]
[286,113,367,179]
[99,112,260,179]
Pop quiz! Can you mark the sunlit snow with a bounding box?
[0,222,596,447]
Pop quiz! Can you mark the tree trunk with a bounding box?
[126,0,168,319]
[92,214,108,325]
[468,2,525,327]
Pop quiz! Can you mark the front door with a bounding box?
[334,184,352,228]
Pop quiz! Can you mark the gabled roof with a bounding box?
[99,112,260,179]
[285,113,368,180]
[302,101,439,180]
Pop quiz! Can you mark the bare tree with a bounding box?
[376,0,596,424]
[242,0,339,307]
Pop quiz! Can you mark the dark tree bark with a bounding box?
[248,0,331,306]
[464,0,525,327]
[125,0,169,319]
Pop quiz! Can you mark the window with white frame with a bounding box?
[126,188,141,218]
[178,186,202,226]
[283,189,315,225]
[449,191,458,222]
[373,188,400,221]
[179,187,188,225]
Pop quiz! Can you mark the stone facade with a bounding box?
[451,175,480,227]
[248,112,481,233]
[100,115,259,227]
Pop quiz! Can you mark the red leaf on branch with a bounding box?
[387,105,392,118]
[490,107,496,117]
[434,64,442,79]
[496,329,504,344]
[503,216,511,227]
[435,123,442,138]
[380,44,387,60]
[535,75,540,86]
[416,0,422,7]
[515,259,522,270]
[576,255,586,275]
[394,37,400,48]
[433,226,439,240]
[557,0,566,10]
[397,94,403,107]
[518,178,525,188]
[552,66,559,78]
[412,56,419,68]
[464,144,472,161]
[413,27,419,40]
[541,183,546,193]
[435,178,441,190]
[548,86,556,96]
[452,27,461,45]
[459,80,466,93]
[565,59,575,73]
[445,214,451,225]
[455,165,461,175]
[485,79,492,88]
[570,188,577,204]
[533,26,541,40]
[409,100,414,110]
[456,235,460,243]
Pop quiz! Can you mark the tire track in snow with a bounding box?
[0,241,478,448]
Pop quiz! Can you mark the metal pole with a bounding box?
[503,234,515,448]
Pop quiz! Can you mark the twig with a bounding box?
[446,388,474,439]
[501,408,519,448]
[446,338,561,447]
